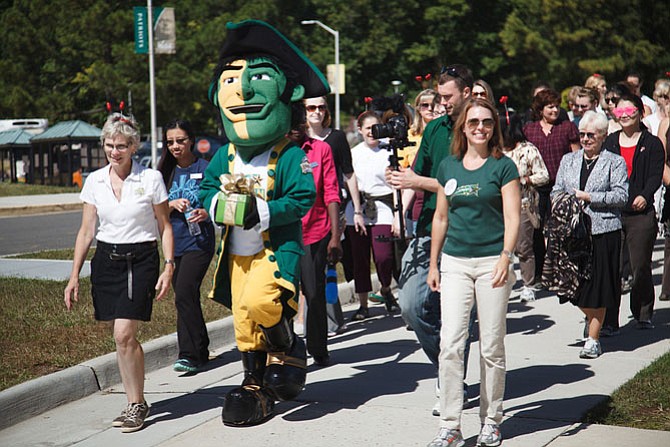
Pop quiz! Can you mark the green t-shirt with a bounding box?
[436,154,518,257]
[413,115,453,237]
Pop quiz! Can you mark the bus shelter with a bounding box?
[30,120,104,187]
[0,128,33,183]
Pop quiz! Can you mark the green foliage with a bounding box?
[1,0,668,133]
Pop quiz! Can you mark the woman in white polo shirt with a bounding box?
[64,113,174,434]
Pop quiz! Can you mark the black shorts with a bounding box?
[91,240,159,322]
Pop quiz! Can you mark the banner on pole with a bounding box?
[134,7,176,54]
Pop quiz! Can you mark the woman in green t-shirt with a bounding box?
[426,98,520,447]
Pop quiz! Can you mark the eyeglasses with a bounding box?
[579,132,598,140]
[104,142,130,152]
[612,106,638,119]
[656,94,670,100]
[472,91,487,98]
[605,96,620,104]
[440,66,468,86]
[305,105,326,112]
[166,137,189,146]
[466,118,495,130]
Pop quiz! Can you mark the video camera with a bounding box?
[371,115,408,140]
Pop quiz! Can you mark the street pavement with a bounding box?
[0,194,669,446]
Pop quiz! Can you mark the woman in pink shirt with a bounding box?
[288,120,341,366]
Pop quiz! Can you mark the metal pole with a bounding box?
[147,0,158,168]
[301,20,340,130]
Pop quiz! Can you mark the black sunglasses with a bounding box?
[440,66,468,86]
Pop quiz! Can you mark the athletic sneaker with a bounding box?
[520,287,536,302]
[477,423,502,446]
[120,401,150,433]
[173,359,201,373]
[427,428,465,447]
[112,404,130,427]
[579,338,602,359]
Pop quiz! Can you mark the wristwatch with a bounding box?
[164,259,175,266]
[500,250,514,261]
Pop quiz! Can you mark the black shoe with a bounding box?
[313,355,331,367]
[350,307,370,321]
[381,289,399,314]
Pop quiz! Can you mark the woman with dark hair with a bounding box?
[602,93,664,332]
[502,113,549,302]
[603,83,633,134]
[427,98,520,447]
[158,119,215,372]
[523,88,579,281]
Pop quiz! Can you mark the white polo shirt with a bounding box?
[345,141,394,225]
[80,161,168,244]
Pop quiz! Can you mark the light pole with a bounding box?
[301,20,340,130]
[391,80,402,94]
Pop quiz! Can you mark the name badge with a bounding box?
[190,173,203,180]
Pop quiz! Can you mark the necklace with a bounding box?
[584,155,599,170]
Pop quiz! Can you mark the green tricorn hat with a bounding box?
[217,19,330,98]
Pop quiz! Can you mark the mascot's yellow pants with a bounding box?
[229,248,297,352]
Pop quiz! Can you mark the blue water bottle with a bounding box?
[325,262,338,304]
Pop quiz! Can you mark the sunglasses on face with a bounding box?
[612,106,638,118]
[579,132,598,140]
[472,91,487,98]
[166,137,189,146]
[419,102,432,110]
[305,105,326,112]
[605,96,620,104]
[466,118,495,130]
[575,104,591,110]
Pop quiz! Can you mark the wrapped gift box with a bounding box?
[215,191,253,227]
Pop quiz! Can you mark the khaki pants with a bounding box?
[438,254,512,429]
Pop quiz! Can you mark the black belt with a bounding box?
[97,241,157,300]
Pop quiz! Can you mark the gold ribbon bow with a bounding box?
[219,173,256,195]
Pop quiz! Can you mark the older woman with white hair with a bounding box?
[551,111,628,358]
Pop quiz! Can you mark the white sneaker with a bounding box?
[520,287,536,303]
[579,337,602,359]
[477,423,502,446]
[427,428,465,447]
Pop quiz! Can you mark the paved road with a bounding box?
[0,210,81,256]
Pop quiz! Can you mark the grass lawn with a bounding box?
[0,182,80,196]
[583,352,670,431]
[0,250,229,391]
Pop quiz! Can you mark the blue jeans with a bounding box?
[398,236,474,375]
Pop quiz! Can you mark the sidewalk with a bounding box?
[0,195,669,446]
[0,193,82,217]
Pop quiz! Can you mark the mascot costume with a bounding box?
[199,20,329,426]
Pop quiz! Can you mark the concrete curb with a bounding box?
[0,277,370,430]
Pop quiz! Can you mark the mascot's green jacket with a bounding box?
[199,140,315,310]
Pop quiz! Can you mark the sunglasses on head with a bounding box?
[466,118,495,130]
[579,132,597,140]
[440,66,468,85]
[305,105,326,112]
[612,106,638,118]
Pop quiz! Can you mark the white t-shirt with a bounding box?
[80,161,168,244]
[345,141,394,225]
[228,150,271,256]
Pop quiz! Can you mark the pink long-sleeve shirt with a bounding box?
[301,137,341,245]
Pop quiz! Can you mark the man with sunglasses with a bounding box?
[572,87,599,127]
[388,64,475,416]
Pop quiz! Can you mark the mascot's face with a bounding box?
[216,56,304,153]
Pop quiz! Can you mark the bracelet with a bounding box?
[500,250,514,261]
[354,211,363,215]
[164,259,175,266]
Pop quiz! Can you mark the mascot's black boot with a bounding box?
[260,318,307,401]
[221,351,275,426]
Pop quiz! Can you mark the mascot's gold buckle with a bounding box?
[266,352,307,369]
